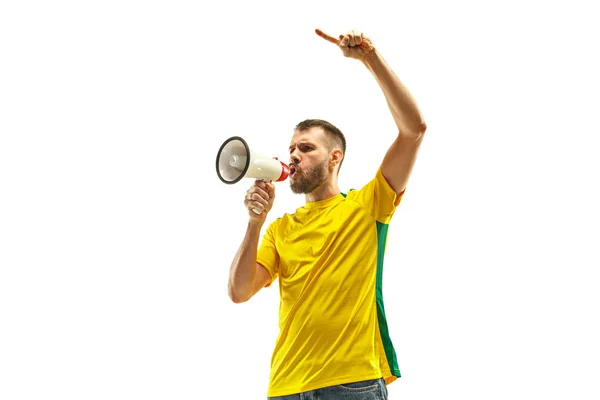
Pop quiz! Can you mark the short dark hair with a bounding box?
[294,119,346,170]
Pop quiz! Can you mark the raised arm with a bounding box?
[315,28,427,194]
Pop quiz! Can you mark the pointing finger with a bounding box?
[315,28,340,45]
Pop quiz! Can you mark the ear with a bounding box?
[329,149,343,168]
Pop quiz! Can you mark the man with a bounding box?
[227,28,427,399]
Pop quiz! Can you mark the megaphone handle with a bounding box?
[252,178,273,214]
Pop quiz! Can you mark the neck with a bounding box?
[305,178,340,203]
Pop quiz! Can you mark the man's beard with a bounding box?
[290,161,328,194]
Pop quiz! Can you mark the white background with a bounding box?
[1,0,599,399]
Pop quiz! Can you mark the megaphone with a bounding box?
[216,136,290,213]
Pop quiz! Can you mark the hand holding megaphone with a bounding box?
[216,136,289,215]
[244,180,275,219]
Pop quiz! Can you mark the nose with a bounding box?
[290,150,300,165]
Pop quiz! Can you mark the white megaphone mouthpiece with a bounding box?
[216,136,290,214]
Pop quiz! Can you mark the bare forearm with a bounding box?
[228,221,263,303]
[362,50,426,136]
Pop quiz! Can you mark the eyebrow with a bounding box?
[289,142,314,152]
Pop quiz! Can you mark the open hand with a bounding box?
[315,28,375,60]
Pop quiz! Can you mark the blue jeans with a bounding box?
[267,378,388,399]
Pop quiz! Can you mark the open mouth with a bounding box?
[290,165,297,178]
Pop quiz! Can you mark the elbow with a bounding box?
[230,293,249,304]
[412,121,427,136]
[228,285,250,304]
[399,121,427,140]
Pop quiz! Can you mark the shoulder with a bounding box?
[266,213,292,231]
[343,189,357,199]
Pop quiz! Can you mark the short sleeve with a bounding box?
[256,219,280,288]
[347,168,405,223]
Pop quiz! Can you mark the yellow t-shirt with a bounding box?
[257,168,405,397]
